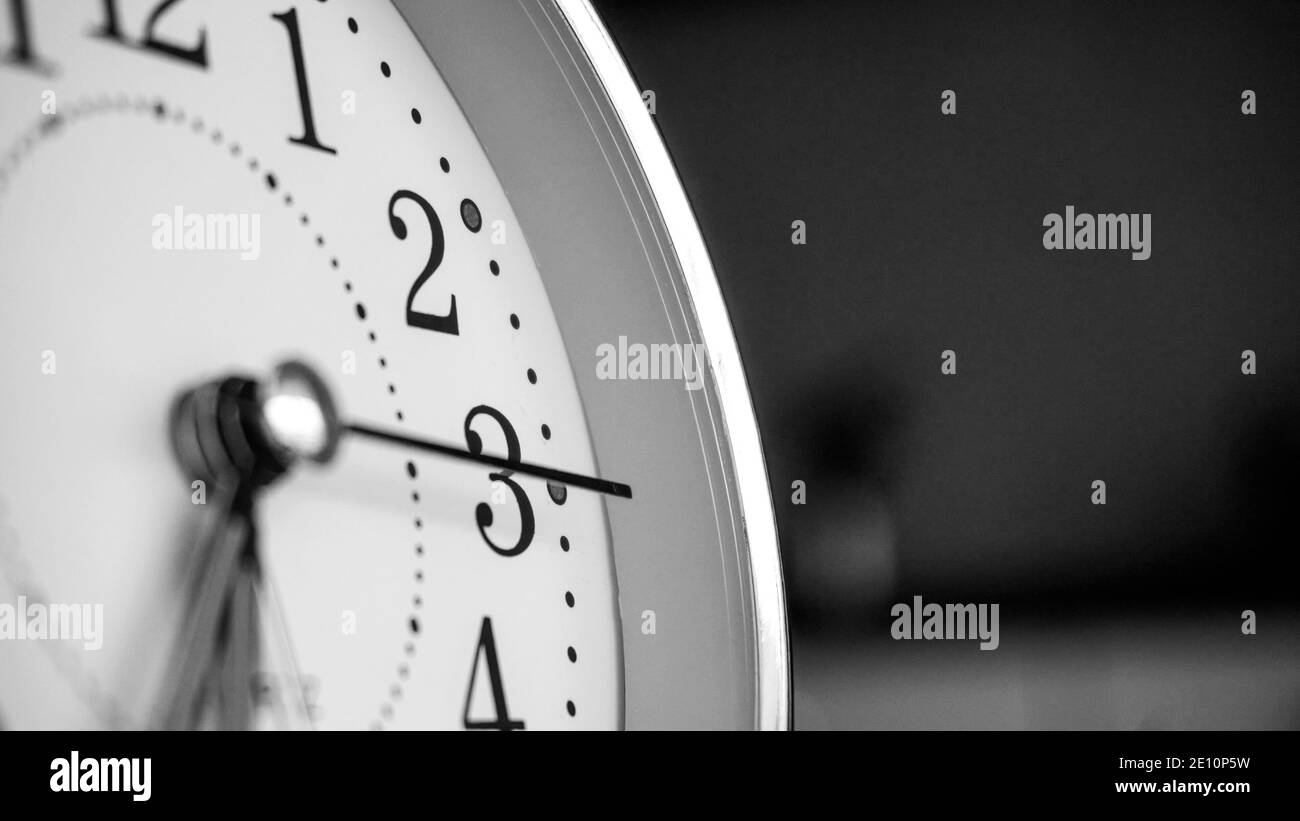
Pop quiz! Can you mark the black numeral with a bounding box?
[464,406,535,557]
[388,189,459,335]
[463,617,525,731]
[96,0,208,68]
[270,7,337,155]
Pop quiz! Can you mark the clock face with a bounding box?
[0,1,789,729]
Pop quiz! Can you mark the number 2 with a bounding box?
[388,189,460,335]
[96,0,208,68]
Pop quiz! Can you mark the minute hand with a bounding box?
[344,422,633,499]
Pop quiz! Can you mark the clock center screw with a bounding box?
[169,359,341,488]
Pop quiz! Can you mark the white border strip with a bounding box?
[555,0,790,730]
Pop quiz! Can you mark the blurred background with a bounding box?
[593,0,1300,729]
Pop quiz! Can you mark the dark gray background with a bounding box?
[593,0,1300,728]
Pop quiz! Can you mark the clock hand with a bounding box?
[344,422,633,499]
[160,358,631,728]
[161,362,337,730]
[175,359,632,498]
[257,560,317,730]
[158,487,253,729]
[216,549,259,731]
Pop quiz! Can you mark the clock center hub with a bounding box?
[169,360,341,489]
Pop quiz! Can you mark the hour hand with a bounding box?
[159,361,338,729]
[216,551,259,731]
[158,489,253,730]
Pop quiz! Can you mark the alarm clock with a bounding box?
[0,0,789,730]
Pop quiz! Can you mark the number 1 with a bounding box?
[271,7,337,155]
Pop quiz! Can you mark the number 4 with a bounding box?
[463,617,525,730]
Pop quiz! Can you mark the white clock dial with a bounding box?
[0,0,620,730]
[0,0,789,730]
